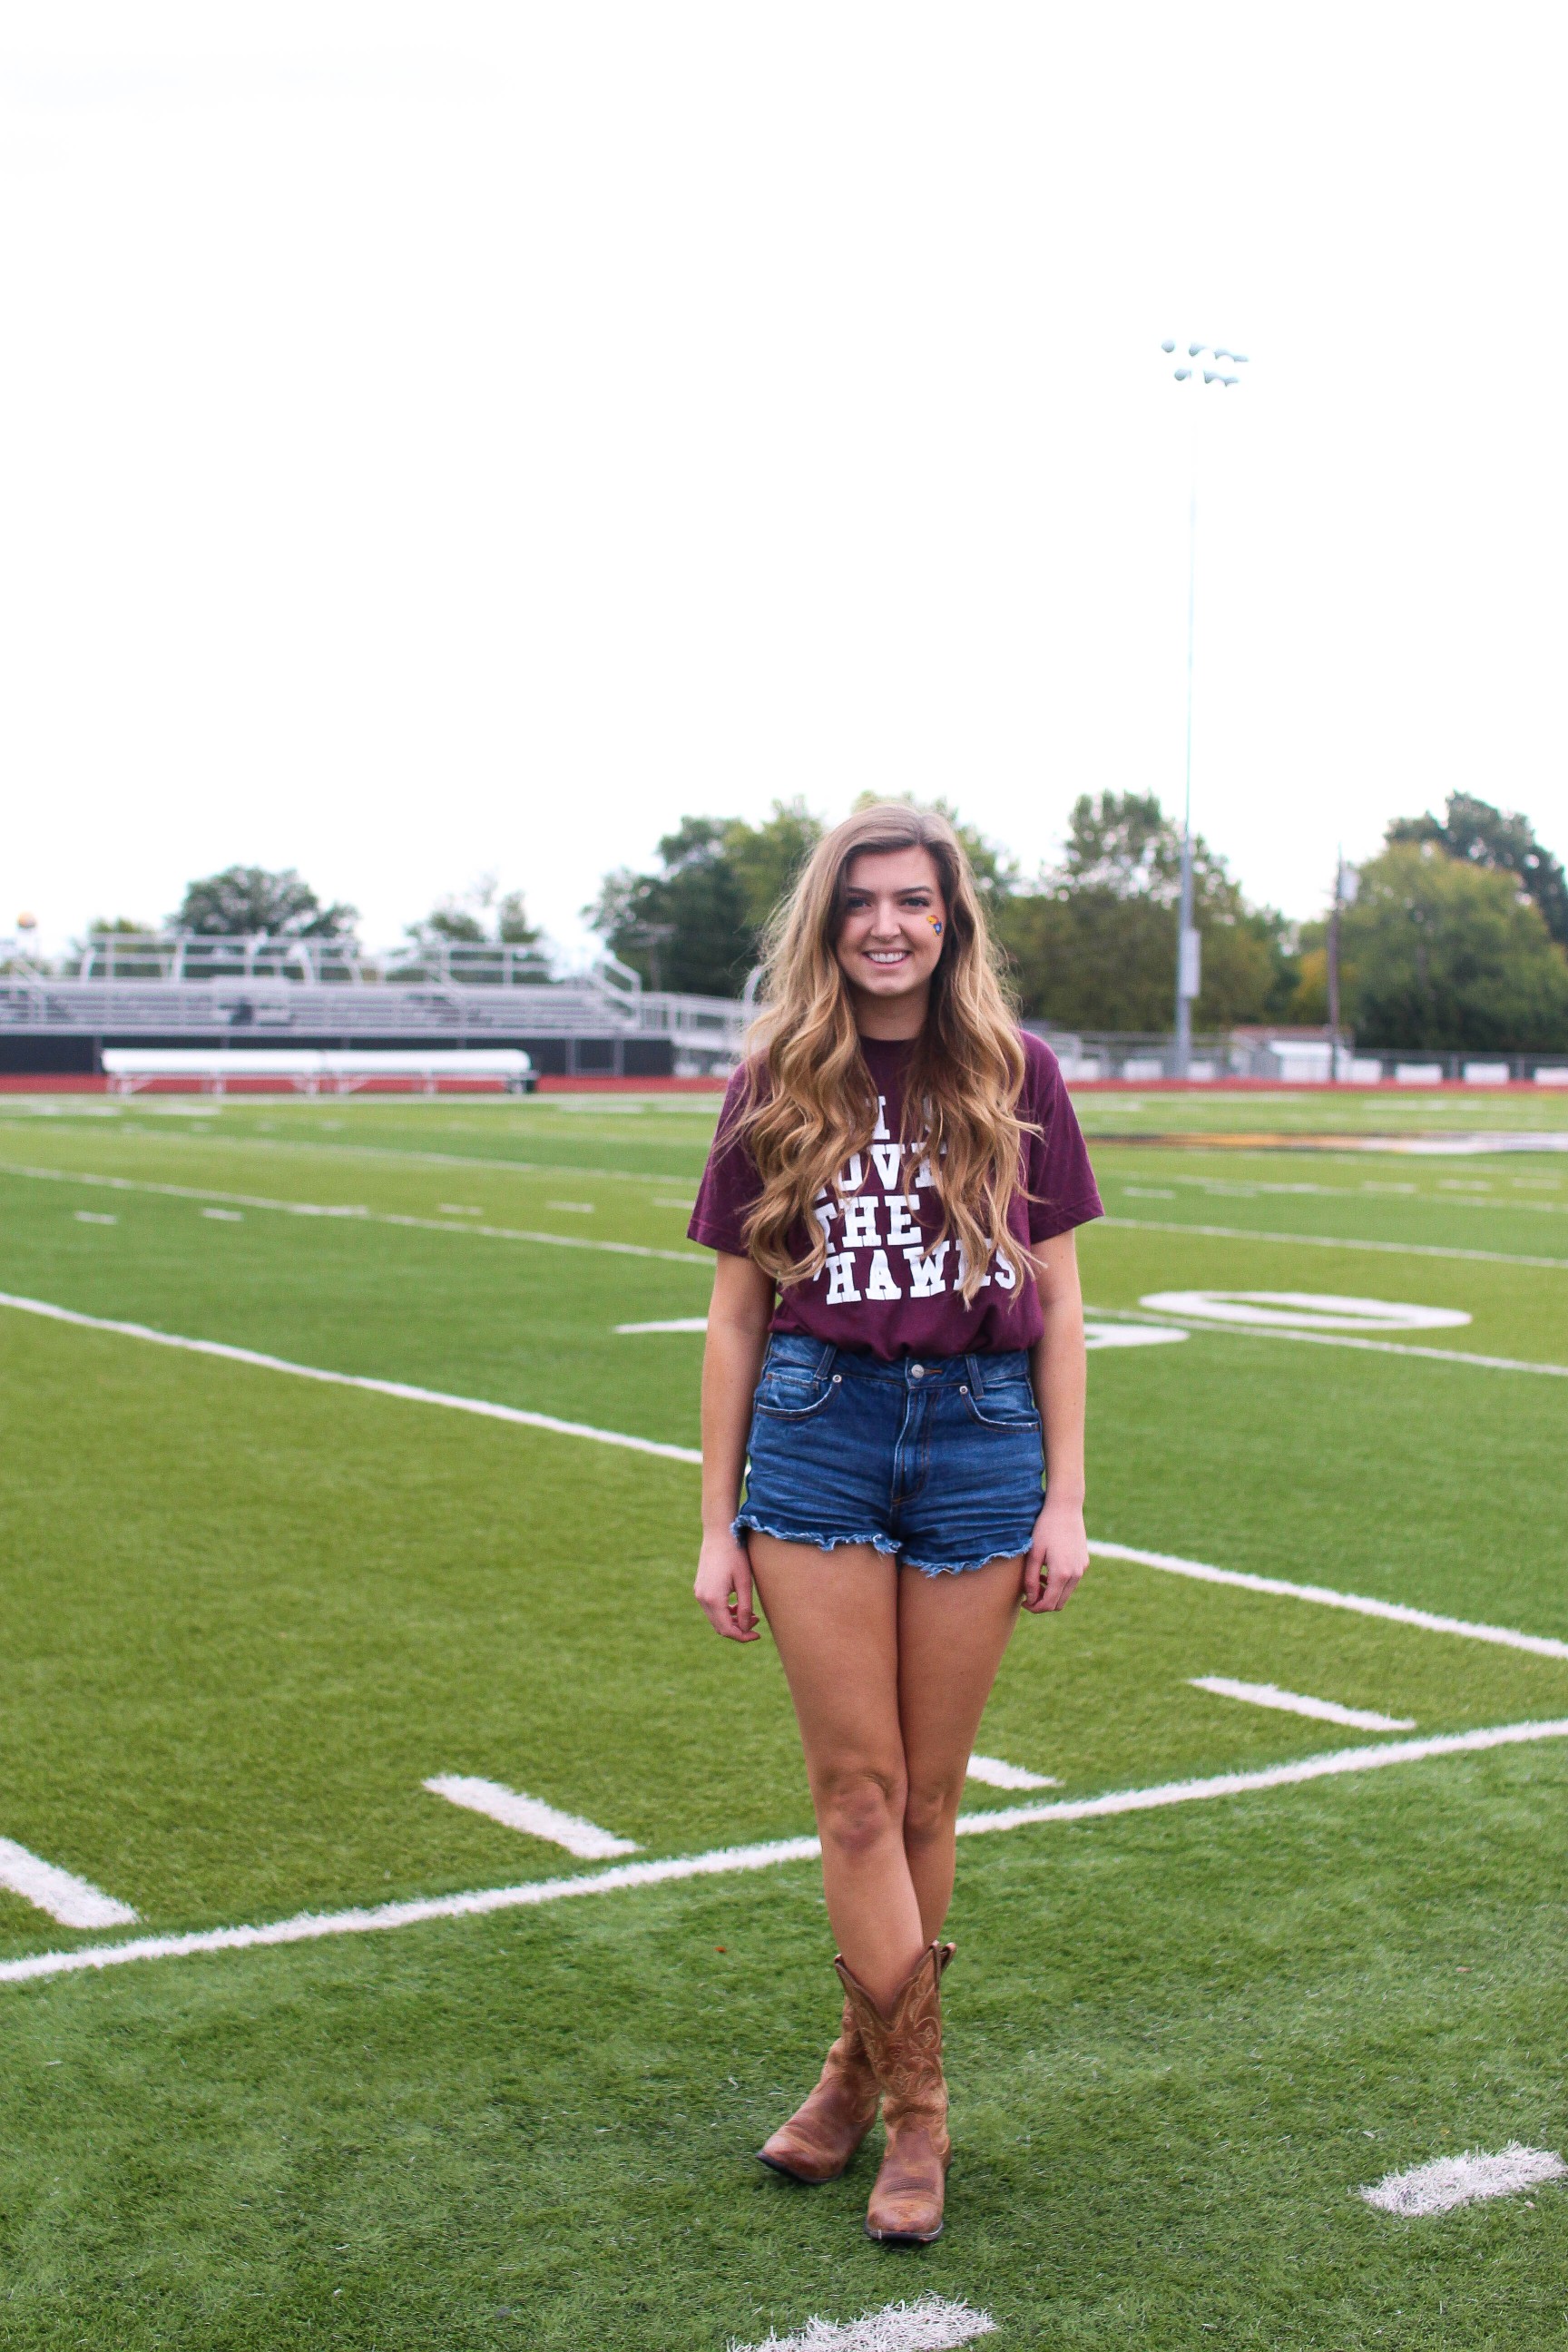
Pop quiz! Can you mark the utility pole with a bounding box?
[1161,337,1247,1074]
[1326,850,1357,1076]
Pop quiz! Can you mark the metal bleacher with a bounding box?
[0,934,749,1080]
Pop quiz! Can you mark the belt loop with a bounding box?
[817,1338,838,1381]
[966,1351,982,1394]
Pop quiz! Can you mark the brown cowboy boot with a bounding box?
[757,1987,879,2183]
[836,1942,954,2243]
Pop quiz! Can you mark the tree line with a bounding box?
[591,789,1568,1052]
[58,789,1568,1051]
[72,869,541,955]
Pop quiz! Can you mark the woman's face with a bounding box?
[833,846,947,1013]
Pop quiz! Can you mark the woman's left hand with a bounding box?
[1022,1495,1089,1613]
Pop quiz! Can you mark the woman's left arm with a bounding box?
[1022,1229,1090,1614]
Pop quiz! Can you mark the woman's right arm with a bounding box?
[692,1250,775,1642]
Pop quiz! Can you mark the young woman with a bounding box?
[688,803,1102,2245]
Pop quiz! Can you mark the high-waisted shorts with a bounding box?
[735,1331,1044,1577]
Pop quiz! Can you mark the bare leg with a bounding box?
[749,1534,925,2012]
[897,1554,1024,1941]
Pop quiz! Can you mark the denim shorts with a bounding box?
[735,1332,1044,1577]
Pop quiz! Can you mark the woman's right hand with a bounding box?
[693,1531,760,1642]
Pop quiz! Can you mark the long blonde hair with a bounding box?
[738,803,1032,1302]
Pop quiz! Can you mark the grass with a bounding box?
[0,1087,1565,2347]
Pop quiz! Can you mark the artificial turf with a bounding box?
[0,1088,1564,2347]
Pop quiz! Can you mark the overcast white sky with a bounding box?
[4,2,1565,963]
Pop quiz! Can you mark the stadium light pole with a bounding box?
[1160,337,1248,1074]
[1326,848,1358,1075]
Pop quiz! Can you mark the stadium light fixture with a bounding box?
[1161,336,1250,1075]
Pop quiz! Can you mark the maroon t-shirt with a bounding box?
[689,1031,1102,1360]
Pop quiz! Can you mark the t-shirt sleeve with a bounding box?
[688,1066,764,1257]
[1021,1034,1103,1241]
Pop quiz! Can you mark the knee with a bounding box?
[813,1762,908,1860]
[903,1770,966,1848]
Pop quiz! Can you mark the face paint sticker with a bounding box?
[929,919,943,934]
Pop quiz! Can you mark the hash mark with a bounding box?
[425,1775,638,1860]
[1190,1678,1415,1731]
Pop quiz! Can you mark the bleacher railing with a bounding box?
[8,948,1564,1082]
[0,934,750,1065]
[72,931,573,988]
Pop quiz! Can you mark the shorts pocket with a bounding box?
[753,1367,842,1421]
[961,1376,1041,1431]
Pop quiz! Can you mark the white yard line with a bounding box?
[0,1162,707,1266]
[946,1718,1568,1836]
[616,1318,710,1333]
[1361,2144,1566,2216]
[1102,1213,1568,1273]
[5,1288,1563,1661]
[1101,1301,1568,1379]
[731,2295,997,2352]
[1189,1678,1415,1731]
[1201,1321,1568,1380]
[24,1155,1568,1371]
[1121,1172,1568,1213]
[16,1158,1568,1302]
[0,1838,137,1929]
[0,1292,703,1465]
[965,1756,1060,1790]
[425,1776,638,1859]
[0,1124,702,1191]
[0,1837,818,1985]
[1090,1540,1568,1664]
[5,1717,1565,1987]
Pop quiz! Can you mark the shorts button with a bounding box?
[910,1363,925,1378]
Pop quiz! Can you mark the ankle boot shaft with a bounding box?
[835,1943,955,2243]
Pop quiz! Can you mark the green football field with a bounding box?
[1,1086,1565,2350]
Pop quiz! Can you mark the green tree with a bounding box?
[1324,842,1568,1051]
[407,876,541,951]
[587,801,825,995]
[416,905,487,946]
[728,799,826,935]
[993,791,1295,1031]
[73,916,162,978]
[588,818,752,995]
[1288,937,1332,1024]
[1388,792,1568,949]
[495,891,538,946]
[175,867,357,938]
[402,877,544,983]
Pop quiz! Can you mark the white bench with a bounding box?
[103,1048,535,1097]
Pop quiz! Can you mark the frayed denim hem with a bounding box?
[901,1544,1033,1579]
[732,1514,900,1559]
[734,1514,1028,1577]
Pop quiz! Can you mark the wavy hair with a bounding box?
[737,803,1032,1302]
